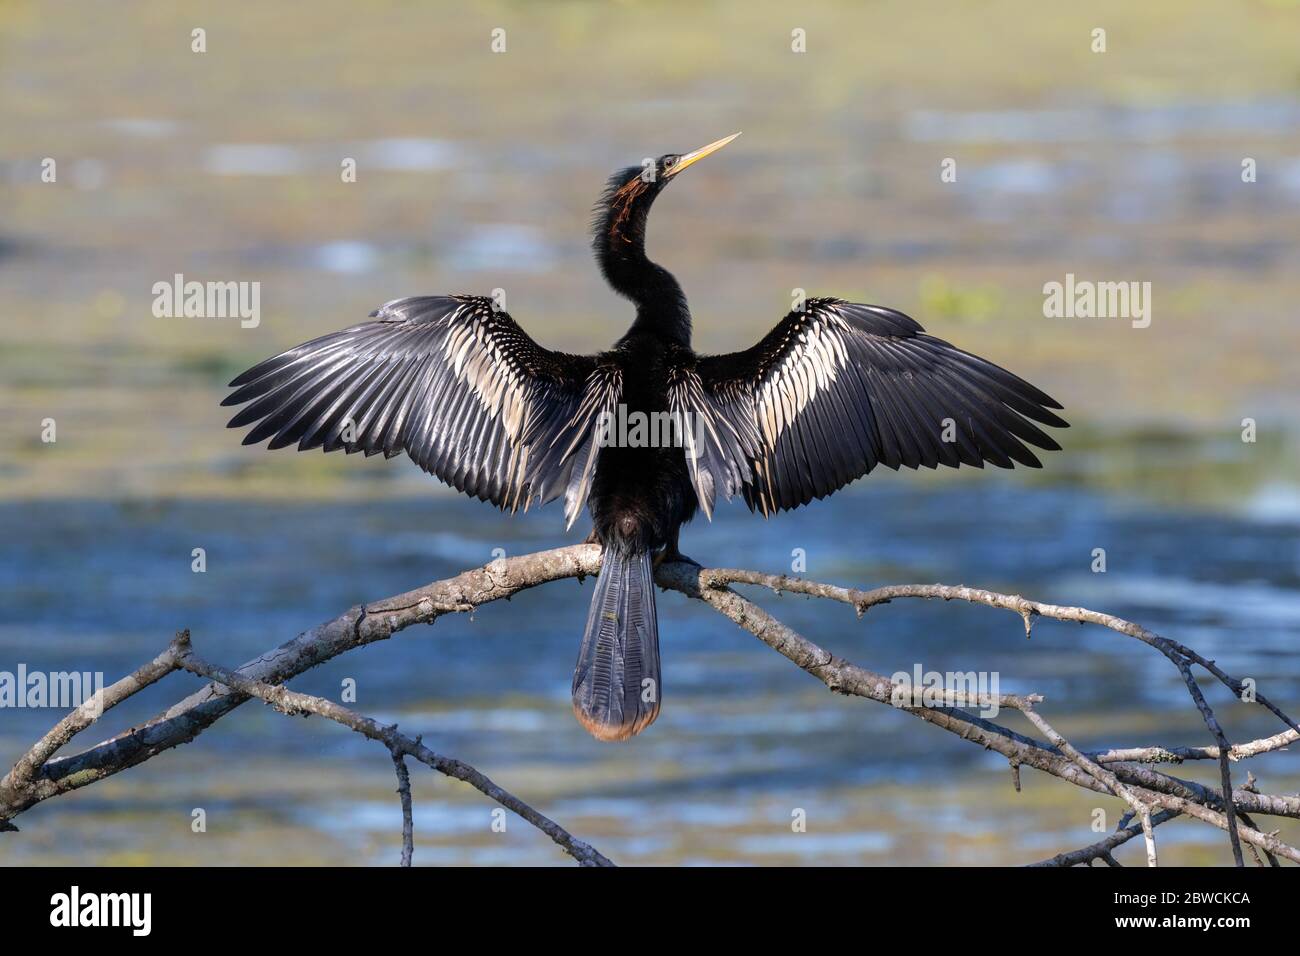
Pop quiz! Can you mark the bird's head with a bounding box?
[597,133,740,249]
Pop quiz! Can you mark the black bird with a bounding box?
[223,133,1067,741]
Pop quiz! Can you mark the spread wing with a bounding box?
[670,297,1068,517]
[222,294,620,525]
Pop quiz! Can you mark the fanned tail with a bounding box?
[572,547,661,741]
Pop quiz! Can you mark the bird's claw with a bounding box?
[656,548,702,569]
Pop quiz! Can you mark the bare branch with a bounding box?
[1167,653,1245,866]
[175,647,614,867]
[1021,706,1159,866]
[391,751,414,868]
[0,547,603,823]
[1029,810,1180,867]
[3,545,1296,866]
[698,567,1298,735]
[5,631,187,796]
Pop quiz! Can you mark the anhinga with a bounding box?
[223,133,1067,742]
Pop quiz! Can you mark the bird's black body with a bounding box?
[586,344,699,554]
[590,164,698,549]
[223,135,1068,742]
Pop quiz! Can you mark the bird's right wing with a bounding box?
[669,297,1067,517]
[223,294,621,525]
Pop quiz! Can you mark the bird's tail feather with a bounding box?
[572,547,661,741]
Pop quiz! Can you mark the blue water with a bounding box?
[2,481,1298,864]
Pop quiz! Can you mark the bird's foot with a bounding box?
[655,547,702,569]
[583,527,600,545]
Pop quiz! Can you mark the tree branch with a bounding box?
[173,633,613,866]
[3,544,1295,866]
[1028,810,1181,867]
[391,751,414,868]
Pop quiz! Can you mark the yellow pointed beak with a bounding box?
[666,132,741,177]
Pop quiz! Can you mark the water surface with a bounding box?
[2,482,1296,865]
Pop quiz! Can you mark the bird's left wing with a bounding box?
[668,297,1068,517]
[223,294,620,525]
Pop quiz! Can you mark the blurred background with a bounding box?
[2,0,1299,865]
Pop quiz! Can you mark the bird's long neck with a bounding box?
[594,173,691,346]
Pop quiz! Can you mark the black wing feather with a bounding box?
[672,297,1067,516]
[223,294,619,516]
